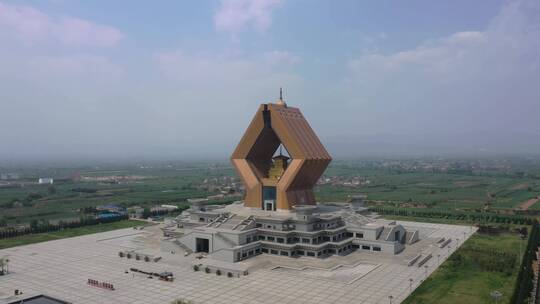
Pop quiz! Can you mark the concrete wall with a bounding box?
[235,231,258,245]
[161,239,182,253]
[209,248,236,263]
[408,230,419,244]
[383,226,407,242]
[353,240,404,254]
[352,227,382,241]
[190,212,219,223]
[179,230,237,253]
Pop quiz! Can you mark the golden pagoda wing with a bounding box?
[268,104,331,160]
[231,104,266,159]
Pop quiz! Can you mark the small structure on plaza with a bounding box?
[163,92,419,263]
[129,268,174,282]
[6,295,72,304]
[0,256,9,275]
[87,279,115,290]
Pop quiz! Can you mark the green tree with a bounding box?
[170,300,192,304]
[142,208,151,219]
[26,193,43,201]
[0,217,7,227]
[30,219,39,231]
[0,257,8,274]
[0,201,14,209]
[48,186,57,194]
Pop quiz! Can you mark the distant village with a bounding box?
[317,175,371,187]
[338,158,516,174]
[196,176,243,196]
[0,157,535,228]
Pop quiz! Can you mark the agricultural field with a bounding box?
[1,158,539,226]
[402,230,524,304]
[0,157,538,304]
[0,162,234,225]
[0,219,144,249]
[317,160,540,211]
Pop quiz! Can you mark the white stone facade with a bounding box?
[164,202,419,263]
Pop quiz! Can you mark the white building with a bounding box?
[38,178,54,184]
[162,201,419,263]
[0,173,19,180]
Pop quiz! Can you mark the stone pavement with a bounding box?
[0,221,475,304]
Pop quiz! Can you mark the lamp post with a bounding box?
[437,254,440,265]
[424,265,428,279]
[388,295,393,304]
[519,237,525,264]
[0,257,8,275]
[490,290,502,303]
[409,278,413,292]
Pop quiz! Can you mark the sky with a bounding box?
[0,0,539,161]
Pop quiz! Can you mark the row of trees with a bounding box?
[369,206,535,225]
[71,187,98,193]
[0,202,188,236]
[510,219,540,303]
[0,189,54,209]
[0,257,9,275]
[453,246,517,275]
[0,215,129,240]
[145,206,189,218]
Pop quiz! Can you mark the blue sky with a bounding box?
[16,1,504,66]
[0,0,539,160]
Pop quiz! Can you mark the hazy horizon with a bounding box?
[1,0,539,160]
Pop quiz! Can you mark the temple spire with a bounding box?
[276,87,287,106]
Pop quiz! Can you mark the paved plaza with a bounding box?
[0,221,475,304]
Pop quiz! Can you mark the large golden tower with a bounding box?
[231,91,332,211]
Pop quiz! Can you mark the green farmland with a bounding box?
[317,164,540,211]
[1,158,539,303]
[0,164,234,225]
[402,231,524,304]
[1,159,539,226]
[0,220,144,249]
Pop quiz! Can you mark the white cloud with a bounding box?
[349,31,487,76]
[0,3,128,157]
[150,49,303,146]
[0,0,300,158]
[263,50,300,65]
[0,2,123,47]
[0,46,304,159]
[0,50,130,158]
[341,0,540,144]
[214,0,282,34]
[2,0,539,158]
[153,49,300,87]
[54,17,124,47]
[278,0,540,156]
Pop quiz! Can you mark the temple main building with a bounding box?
[230,90,332,211]
[164,92,418,263]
